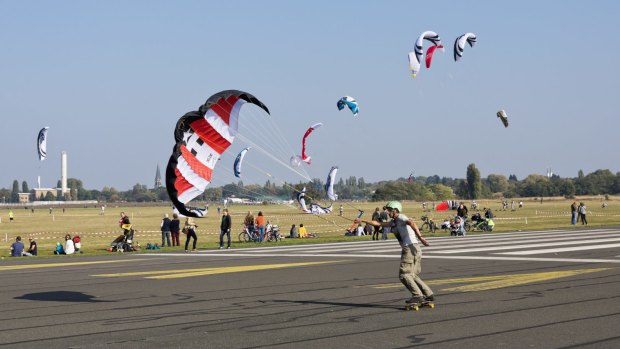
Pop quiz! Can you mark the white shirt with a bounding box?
[391,214,419,247]
[65,240,75,255]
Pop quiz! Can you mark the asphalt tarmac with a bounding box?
[1,228,619,348]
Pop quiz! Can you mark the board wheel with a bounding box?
[428,303,435,308]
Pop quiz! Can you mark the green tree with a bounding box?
[22,181,29,193]
[466,164,482,199]
[11,180,19,202]
[486,174,509,194]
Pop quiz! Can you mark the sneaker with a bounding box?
[191,249,197,252]
[425,295,435,302]
[184,250,189,253]
[227,246,231,249]
[406,296,425,304]
[219,246,223,249]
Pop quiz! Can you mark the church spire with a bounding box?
[155,164,163,189]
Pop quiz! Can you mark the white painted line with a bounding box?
[135,252,620,264]
[431,237,620,254]
[498,243,620,255]
[421,255,620,264]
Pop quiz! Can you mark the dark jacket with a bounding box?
[161,217,172,232]
[221,215,232,231]
[170,219,181,233]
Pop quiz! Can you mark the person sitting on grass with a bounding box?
[10,236,24,257]
[64,234,75,255]
[54,242,65,255]
[24,237,37,256]
[298,224,308,238]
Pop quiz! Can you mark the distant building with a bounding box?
[154,164,163,189]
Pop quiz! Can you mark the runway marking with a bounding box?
[0,259,136,272]
[432,237,620,254]
[362,268,611,292]
[92,261,340,279]
[498,243,620,255]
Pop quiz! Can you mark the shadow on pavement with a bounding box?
[15,291,110,303]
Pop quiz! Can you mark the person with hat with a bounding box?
[355,201,434,305]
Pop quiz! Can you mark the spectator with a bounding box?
[485,208,494,219]
[170,213,181,247]
[441,218,451,231]
[64,234,75,255]
[289,224,299,238]
[298,223,308,238]
[356,224,364,236]
[364,222,374,237]
[219,208,231,249]
[255,211,266,243]
[519,201,523,208]
[54,242,65,255]
[184,217,198,252]
[161,214,172,247]
[379,206,390,240]
[24,237,37,256]
[10,236,24,257]
[570,201,578,225]
[579,202,588,225]
[244,211,255,239]
[73,235,82,253]
[9,210,14,223]
[371,207,381,240]
[339,205,343,216]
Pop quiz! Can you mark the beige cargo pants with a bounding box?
[399,244,433,298]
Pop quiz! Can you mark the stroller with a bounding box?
[109,224,136,252]
[450,216,466,236]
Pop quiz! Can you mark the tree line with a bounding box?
[1,166,619,203]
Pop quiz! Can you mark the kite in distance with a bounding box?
[166,90,269,217]
[408,30,442,78]
[37,127,50,161]
[233,147,251,178]
[337,96,359,116]
[425,45,444,68]
[300,122,323,164]
[497,110,509,128]
[454,33,477,62]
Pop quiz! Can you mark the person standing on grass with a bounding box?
[8,210,14,223]
[255,211,266,243]
[371,207,381,240]
[170,213,181,247]
[355,201,434,305]
[220,209,232,249]
[184,217,198,252]
[579,202,588,225]
[570,201,578,225]
[161,214,172,247]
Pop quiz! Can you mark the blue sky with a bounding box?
[1,0,619,190]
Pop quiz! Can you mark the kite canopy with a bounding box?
[296,187,333,214]
[37,127,50,161]
[166,90,269,217]
[233,147,251,178]
[425,45,444,69]
[325,166,338,201]
[497,110,509,128]
[408,30,442,78]
[454,33,477,62]
[301,122,323,164]
[337,96,359,116]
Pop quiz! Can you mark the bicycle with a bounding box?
[419,216,437,233]
[266,225,283,242]
[238,225,261,243]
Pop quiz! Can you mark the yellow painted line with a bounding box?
[442,268,610,292]
[0,259,137,271]
[361,268,611,292]
[92,261,340,279]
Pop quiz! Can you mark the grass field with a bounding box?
[1,197,618,258]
